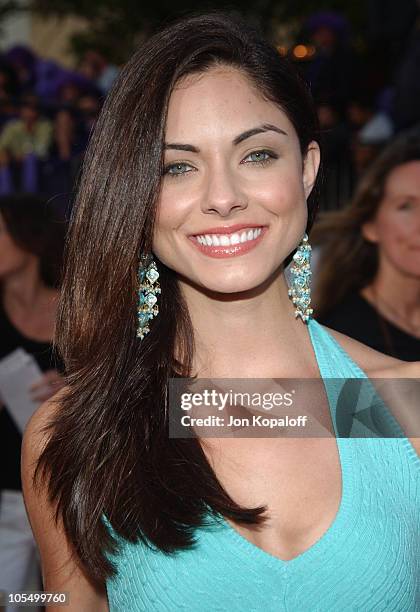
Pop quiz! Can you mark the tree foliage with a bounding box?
[29,0,365,63]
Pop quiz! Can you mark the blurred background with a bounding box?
[1,1,420,610]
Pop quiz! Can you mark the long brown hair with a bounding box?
[311,129,420,321]
[35,11,320,586]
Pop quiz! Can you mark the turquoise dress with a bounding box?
[105,318,420,611]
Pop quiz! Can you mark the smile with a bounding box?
[196,227,262,246]
[188,226,267,258]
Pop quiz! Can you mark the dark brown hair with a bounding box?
[35,11,320,586]
[0,193,65,288]
[311,128,420,325]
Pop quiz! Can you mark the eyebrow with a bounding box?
[389,193,420,200]
[164,123,288,153]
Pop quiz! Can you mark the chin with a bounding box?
[194,271,271,296]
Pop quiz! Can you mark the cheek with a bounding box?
[248,169,305,213]
[0,239,27,274]
[377,213,413,249]
[152,193,189,261]
[375,213,420,273]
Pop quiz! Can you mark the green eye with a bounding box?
[242,150,277,165]
[164,162,194,176]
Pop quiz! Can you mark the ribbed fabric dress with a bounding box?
[105,318,420,611]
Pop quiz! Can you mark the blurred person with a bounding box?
[4,46,37,97]
[78,49,119,94]
[346,93,393,178]
[316,98,353,210]
[0,96,52,165]
[52,91,101,161]
[300,11,358,114]
[44,91,102,208]
[0,59,19,99]
[392,11,420,130]
[0,194,66,610]
[0,96,53,193]
[312,129,420,360]
[367,0,418,84]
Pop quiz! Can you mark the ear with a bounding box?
[303,141,321,199]
[361,220,379,243]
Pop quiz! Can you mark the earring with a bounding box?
[137,254,161,339]
[288,233,313,323]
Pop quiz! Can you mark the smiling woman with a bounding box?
[20,11,419,612]
[312,129,420,361]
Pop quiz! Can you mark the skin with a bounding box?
[361,160,420,335]
[21,65,420,610]
[0,213,64,402]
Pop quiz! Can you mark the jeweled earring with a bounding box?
[288,233,313,323]
[137,254,161,339]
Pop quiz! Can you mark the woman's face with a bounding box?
[362,161,420,278]
[153,66,320,295]
[0,213,33,279]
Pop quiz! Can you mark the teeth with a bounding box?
[195,227,262,247]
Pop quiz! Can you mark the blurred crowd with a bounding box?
[0,46,117,215]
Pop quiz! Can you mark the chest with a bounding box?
[204,436,342,562]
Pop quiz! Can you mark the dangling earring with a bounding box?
[137,254,161,339]
[288,233,313,323]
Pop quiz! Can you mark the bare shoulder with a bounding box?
[320,324,406,374]
[22,387,69,489]
[22,388,109,612]
[319,324,420,460]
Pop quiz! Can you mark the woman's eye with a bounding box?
[398,202,412,210]
[163,162,194,177]
[242,150,277,165]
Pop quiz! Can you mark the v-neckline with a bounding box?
[205,318,362,570]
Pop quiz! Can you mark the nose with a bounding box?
[201,165,248,217]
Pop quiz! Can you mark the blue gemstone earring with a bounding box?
[137,254,161,339]
[288,233,313,323]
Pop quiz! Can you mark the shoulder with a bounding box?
[319,324,420,460]
[319,323,405,374]
[22,388,109,610]
[22,387,67,473]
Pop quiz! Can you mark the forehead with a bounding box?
[385,160,420,196]
[165,67,297,142]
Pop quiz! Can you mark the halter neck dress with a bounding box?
[105,318,420,611]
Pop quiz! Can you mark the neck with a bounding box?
[2,259,53,311]
[368,263,420,322]
[361,256,420,336]
[178,271,316,378]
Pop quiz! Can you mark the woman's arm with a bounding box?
[21,394,109,612]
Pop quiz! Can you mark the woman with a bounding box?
[22,13,419,611]
[312,129,420,361]
[0,194,65,608]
